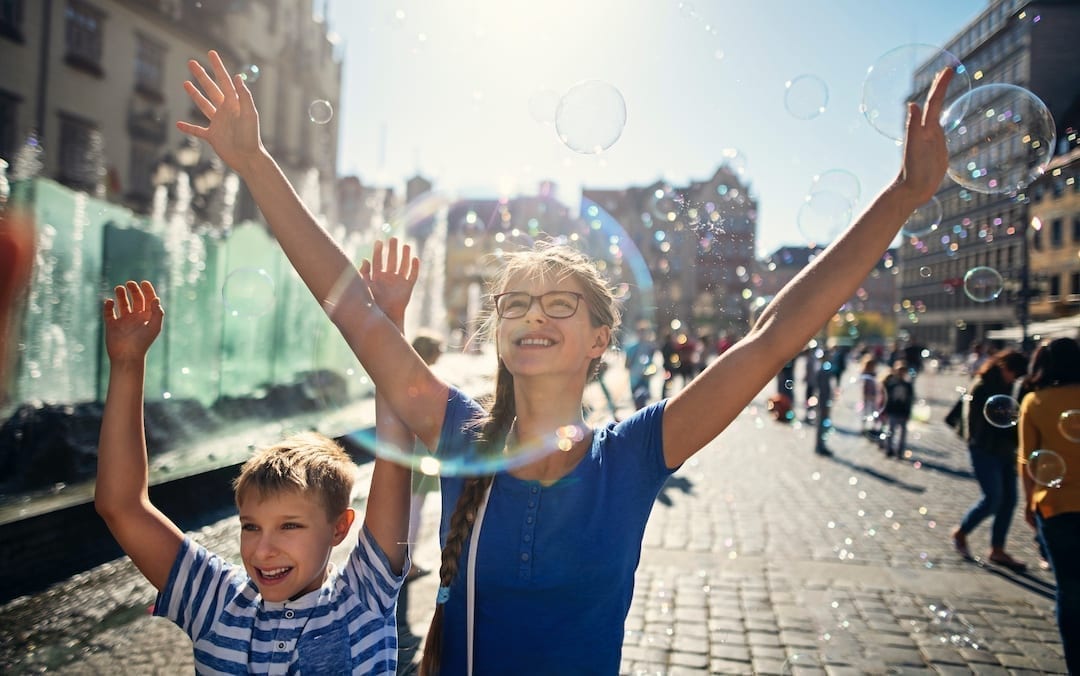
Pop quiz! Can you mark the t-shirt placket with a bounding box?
[519,483,541,580]
[267,604,297,675]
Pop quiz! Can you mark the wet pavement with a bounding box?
[0,356,1068,674]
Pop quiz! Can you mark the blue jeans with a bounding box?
[884,414,908,455]
[958,447,1018,549]
[1037,511,1080,674]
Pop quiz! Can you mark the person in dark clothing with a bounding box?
[879,360,914,457]
[813,350,834,455]
[951,349,1029,571]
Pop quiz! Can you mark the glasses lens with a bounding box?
[497,292,530,318]
[541,292,579,318]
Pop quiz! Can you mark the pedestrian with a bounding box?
[803,348,819,420]
[624,320,659,410]
[1018,337,1080,672]
[95,275,413,673]
[879,360,914,457]
[406,330,445,582]
[177,49,955,674]
[857,353,881,437]
[951,349,1029,571]
[814,349,835,455]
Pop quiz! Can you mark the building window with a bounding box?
[1,0,24,41]
[1073,216,1080,243]
[128,139,158,204]
[0,89,18,162]
[58,113,101,191]
[135,34,165,99]
[1048,275,1061,300]
[1051,218,1063,248]
[65,1,105,75]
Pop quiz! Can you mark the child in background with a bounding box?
[858,354,881,438]
[879,360,914,458]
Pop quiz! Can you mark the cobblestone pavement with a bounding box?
[0,358,1068,674]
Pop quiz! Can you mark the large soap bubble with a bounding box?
[862,44,970,142]
[942,83,1055,194]
[555,80,627,154]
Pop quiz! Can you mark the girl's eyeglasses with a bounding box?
[493,291,584,319]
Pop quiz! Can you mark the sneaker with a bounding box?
[952,530,972,559]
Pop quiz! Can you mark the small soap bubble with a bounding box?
[797,190,852,245]
[309,99,334,125]
[784,74,829,120]
[554,80,627,154]
[901,195,943,236]
[222,267,275,317]
[809,168,860,205]
[963,266,1003,302]
[919,266,932,278]
[983,394,1019,428]
[1058,409,1080,443]
[942,83,1056,194]
[1026,449,1066,488]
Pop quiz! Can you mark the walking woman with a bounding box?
[952,349,1029,570]
[1018,338,1080,673]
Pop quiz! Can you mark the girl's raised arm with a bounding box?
[661,67,955,469]
[178,50,448,449]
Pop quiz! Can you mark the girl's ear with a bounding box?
[588,325,611,359]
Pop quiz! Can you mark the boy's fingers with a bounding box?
[103,298,116,321]
[126,280,145,313]
[234,74,256,111]
[399,243,411,274]
[407,256,420,283]
[386,238,399,275]
[924,67,954,123]
[359,259,371,280]
[372,239,384,273]
[140,280,159,309]
[114,285,132,315]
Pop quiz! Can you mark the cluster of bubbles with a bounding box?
[981,395,1073,488]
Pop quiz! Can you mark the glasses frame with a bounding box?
[492,291,586,320]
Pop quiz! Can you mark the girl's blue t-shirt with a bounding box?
[437,387,672,675]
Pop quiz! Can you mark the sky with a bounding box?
[323,0,989,256]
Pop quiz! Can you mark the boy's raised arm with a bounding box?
[94,281,184,591]
[177,50,448,450]
[359,239,420,574]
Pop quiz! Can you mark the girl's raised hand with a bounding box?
[359,238,420,328]
[177,50,264,176]
[103,281,164,364]
[898,66,955,205]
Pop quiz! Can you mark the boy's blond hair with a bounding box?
[233,432,356,520]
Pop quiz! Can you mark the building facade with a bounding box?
[1027,147,1080,324]
[0,0,342,226]
[897,0,1080,353]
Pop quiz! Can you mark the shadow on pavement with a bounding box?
[964,556,1057,601]
[824,454,927,494]
[656,474,694,507]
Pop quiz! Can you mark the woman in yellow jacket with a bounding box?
[1018,337,1080,674]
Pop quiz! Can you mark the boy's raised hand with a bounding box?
[177,50,263,176]
[359,238,420,328]
[898,66,955,205]
[103,281,164,364]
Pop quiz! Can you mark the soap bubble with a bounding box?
[963,266,1003,302]
[555,80,627,154]
[309,99,334,125]
[983,394,1019,428]
[784,74,829,120]
[862,44,970,142]
[222,267,275,317]
[1026,449,1066,488]
[942,83,1056,194]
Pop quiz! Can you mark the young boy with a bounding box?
[95,272,414,672]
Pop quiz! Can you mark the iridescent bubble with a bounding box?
[797,190,853,245]
[943,84,1056,194]
[527,89,561,125]
[1059,409,1080,443]
[309,99,334,125]
[222,267,275,317]
[963,266,1003,302]
[239,64,261,83]
[862,44,970,142]
[1026,449,1066,488]
[784,74,829,120]
[555,80,627,154]
[809,169,861,205]
[919,266,932,278]
[901,195,943,236]
[983,394,1019,428]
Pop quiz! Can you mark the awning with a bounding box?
[986,315,1080,341]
